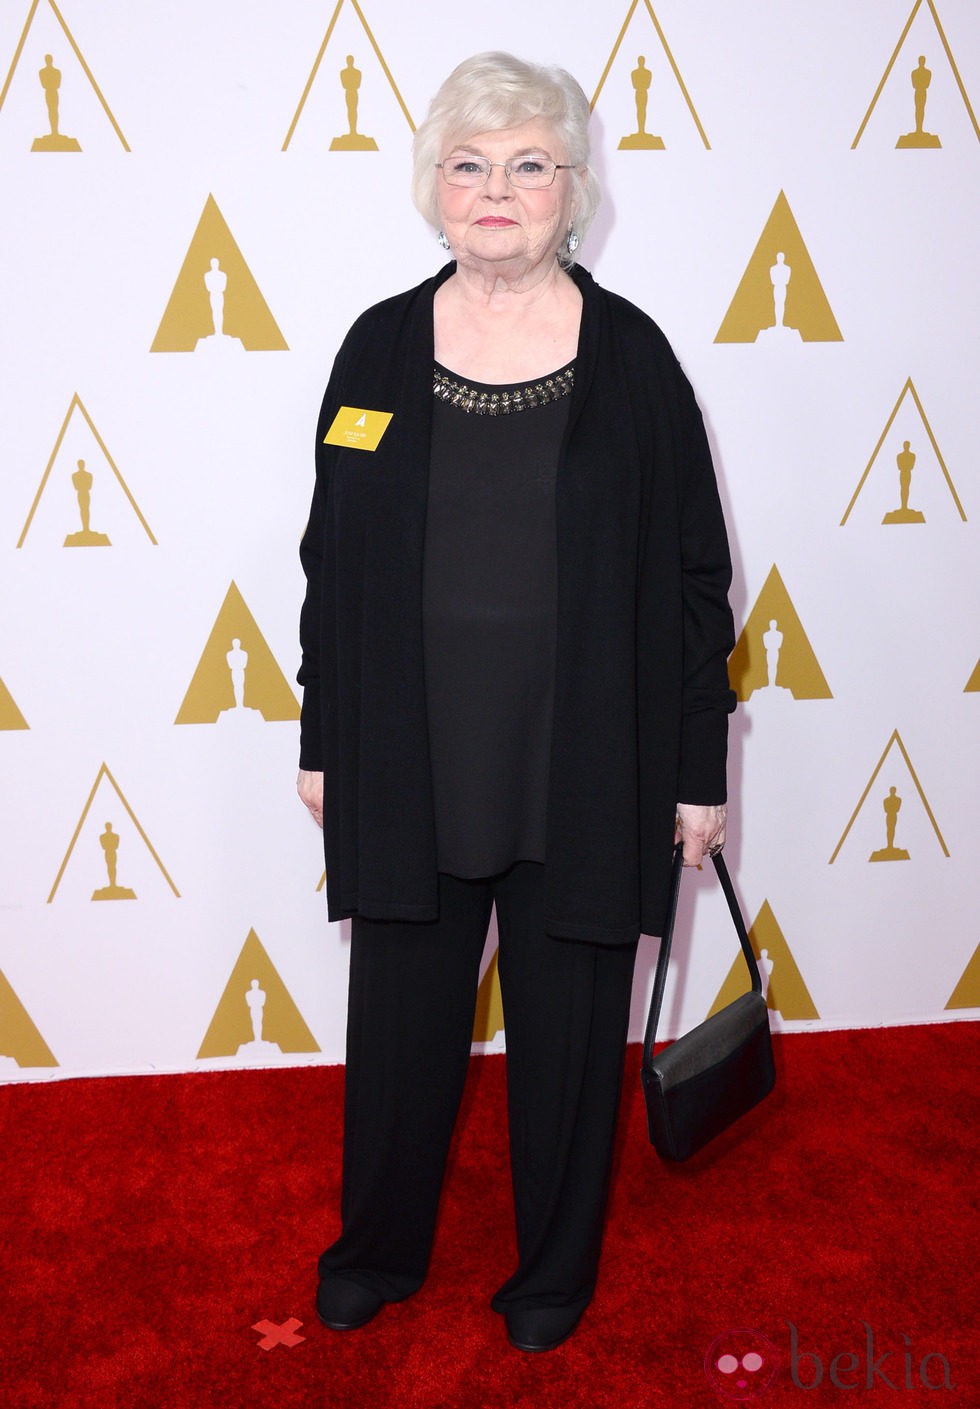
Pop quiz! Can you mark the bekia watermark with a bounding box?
[705,1322,955,1399]
[787,1321,955,1392]
[704,1330,780,1401]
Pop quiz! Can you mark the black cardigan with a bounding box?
[298,263,736,944]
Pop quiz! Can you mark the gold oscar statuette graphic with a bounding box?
[852,0,979,149]
[331,54,377,150]
[91,821,136,900]
[829,730,949,864]
[0,1,130,151]
[0,674,29,730]
[472,947,504,1044]
[47,762,180,903]
[151,196,287,353]
[281,0,414,150]
[64,458,110,545]
[32,52,79,150]
[715,193,842,344]
[618,57,664,149]
[945,943,980,1010]
[897,55,941,147]
[869,786,910,862]
[882,441,926,523]
[0,968,58,1069]
[17,394,156,548]
[728,565,832,702]
[840,378,966,527]
[174,582,300,725]
[197,929,320,1060]
[708,901,818,1022]
[592,0,709,148]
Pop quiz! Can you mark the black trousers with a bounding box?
[318,862,638,1312]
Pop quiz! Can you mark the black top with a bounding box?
[422,362,574,876]
[298,264,736,943]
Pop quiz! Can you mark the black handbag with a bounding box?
[641,844,775,1161]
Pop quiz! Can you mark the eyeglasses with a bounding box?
[436,154,574,189]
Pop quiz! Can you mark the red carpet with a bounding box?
[1,1024,976,1407]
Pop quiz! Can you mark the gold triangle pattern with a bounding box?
[151,195,287,353]
[829,729,949,864]
[728,565,832,701]
[197,928,320,1058]
[707,899,819,1021]
[852,0,980,148]
[590,0,709,148]
[0,674,29,730]
[715,191,842,344]
[174,581,300,724]
[281,0,414,150]
[0,0,129,149]
[840,378,966,526]
[945,942,980,1009]
[472,947,504,1043]
[0,967,58,1067]
[16,393,156,548]
[47,762,180,902]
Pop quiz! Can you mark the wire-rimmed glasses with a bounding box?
[436,153,574,189]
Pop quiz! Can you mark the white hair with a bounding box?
[411,52,601,266]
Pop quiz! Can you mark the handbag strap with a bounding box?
[642,844,762,1069]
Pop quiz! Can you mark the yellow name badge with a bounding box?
[323,406,393,453]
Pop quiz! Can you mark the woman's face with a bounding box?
[435,120,578,277]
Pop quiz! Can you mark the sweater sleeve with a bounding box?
[297,478,326,769]
[295,277,439,775]
[297,343,351,770]
[673,363,737,803]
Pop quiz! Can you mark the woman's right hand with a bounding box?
[297,769,324,829]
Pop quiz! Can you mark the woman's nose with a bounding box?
[484,163,512,196]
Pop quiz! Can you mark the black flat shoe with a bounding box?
[316,1275,386,1331]
[504,1303,586,1353]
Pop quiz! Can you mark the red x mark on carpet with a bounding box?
[252,1317,306,1350]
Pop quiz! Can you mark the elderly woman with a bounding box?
[297,52,735,1352]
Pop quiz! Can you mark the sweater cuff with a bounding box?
[298,685,324,771]
[676,702,733,804]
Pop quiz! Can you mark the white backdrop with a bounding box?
[0,0,977,1081]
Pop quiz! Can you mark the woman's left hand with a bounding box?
[674,802,727,867]
[297,769,324,829]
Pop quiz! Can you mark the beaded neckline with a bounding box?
[433,361,575,415]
